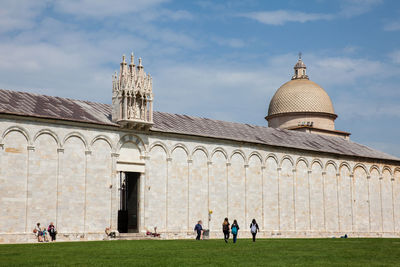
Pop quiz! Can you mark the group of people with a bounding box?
[33,222,57,242]
[194,218,260,243]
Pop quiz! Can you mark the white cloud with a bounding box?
[389,50,400,64]
[339,0,383,17]
[0,1,49,33]
[53,0,167,17]
[53,0,193,22]
[240,10,333,25]
[384,21,400,31]
[311,57,385,85]
[239,1,382,26]
[159,9,193,21]
[211,37,246,48]
[342,45,359,54]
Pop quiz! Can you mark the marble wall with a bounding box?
[0,117,399,243]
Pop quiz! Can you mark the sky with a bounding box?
[0,0,399,157]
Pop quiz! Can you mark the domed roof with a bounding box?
[267,78,336,118]
[267,56,336,119]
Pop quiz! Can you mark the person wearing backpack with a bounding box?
[231,219,239,243]
[250,218,259,242]
[222,217,230,243]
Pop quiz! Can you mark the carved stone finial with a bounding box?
[112,52,154,130]
[130,52,134,65]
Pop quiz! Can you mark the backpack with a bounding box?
[231,226,238,235]
[251,223,257,233]
[223,223,229,232]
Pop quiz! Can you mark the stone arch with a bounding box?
[33,129,60,148]
[63,132,88,150]
[395,167,400,173]
[211,147,228,160]
[248,151,263,164]
[311,158,323,169]
[191,145,210,161]
[117,134,146,156]
[171,143,190,158]
[149,141,169,158]
[296,157,309,169]
[324,160,338,173]
[2,125,31,145]
[1,126,30,233]
[90,135,114,152]
[339,161,352,174]
[280,155,294,168]
[265,153,279,166]
[230,149,247,164]
[353,163,369,176]
[370,165,381,177]
[382,166,393,176]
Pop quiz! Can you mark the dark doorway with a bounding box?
[118,172,140,233]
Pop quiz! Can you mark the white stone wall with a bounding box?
[0,116,400,243]
[146,134,400,239]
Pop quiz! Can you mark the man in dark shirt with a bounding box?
[194,220,203,240]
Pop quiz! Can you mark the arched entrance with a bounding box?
[116,135,146,233]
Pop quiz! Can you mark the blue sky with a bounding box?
[0,0,399,157]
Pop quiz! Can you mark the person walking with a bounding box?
[250,219,259,242]
[222,217,230,243]
[194,220,203,240]
[231,219,239,243]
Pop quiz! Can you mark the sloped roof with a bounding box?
[0,89,398,162]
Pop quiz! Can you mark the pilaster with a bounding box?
[25,145,35,232]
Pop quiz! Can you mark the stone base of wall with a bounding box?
[1,231,400,244]
[162,230,400,239]
[0,232,108,244]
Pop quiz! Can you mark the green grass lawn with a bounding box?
[1,238,400,266]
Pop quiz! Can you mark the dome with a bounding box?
[265,56,348,138]
[267,79,336,118]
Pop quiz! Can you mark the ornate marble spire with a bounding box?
[112,53,153,130]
